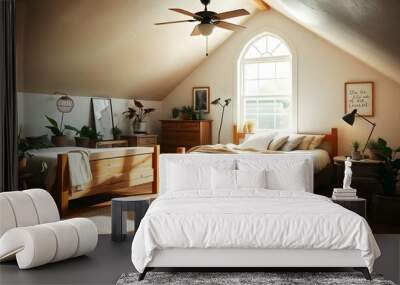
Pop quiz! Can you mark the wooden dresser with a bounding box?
[160,120,212,153]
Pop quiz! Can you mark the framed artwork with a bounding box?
[344,81,374,116]
[192,87,210,113]
[91,97,114,140]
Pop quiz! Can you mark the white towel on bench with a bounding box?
[68,150,92,190]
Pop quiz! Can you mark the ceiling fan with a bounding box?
[155,0,250,37]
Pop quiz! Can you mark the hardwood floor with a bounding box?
[1,235,399,285]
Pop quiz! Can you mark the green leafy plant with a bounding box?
[367,138,400,194]
[352,141,360,151]
[172,107,181,119]
[112,126,122,139]
[123,99,156,123]
[45,115,64,136]
[65,125,103,141]
[180,105,196,120]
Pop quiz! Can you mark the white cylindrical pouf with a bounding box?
[65,218,98,257]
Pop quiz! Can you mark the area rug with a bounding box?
[116,272,395,285]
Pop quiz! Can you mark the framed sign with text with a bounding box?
[345,81,374,116]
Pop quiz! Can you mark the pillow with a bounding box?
[237,170,267,188]
[308,135,326,150]
[268,135,289,151]
[212,169,237,190]
[167,163,212,191]
[266,162,308,191]
[238,132,277,152]
[280,135,305,151]
[296,135,315,150]
[26,135,53,148]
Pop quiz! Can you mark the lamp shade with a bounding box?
[197,23,214,36]
[211,98,221,105]
[342,109,357,126]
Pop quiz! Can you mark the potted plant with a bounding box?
[112,126,123,140]
[65,125,97,147]
[172,107,181,119]
[18,130,51,172]
[351,141,362,160]
[45,115,68,146]
[123,99,155,134]
[367,138,400,195]
[180,106,196,120]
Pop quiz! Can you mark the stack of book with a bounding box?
[332,188,358,200]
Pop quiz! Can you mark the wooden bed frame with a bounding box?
[233,125,338,157]
[54,145,160,217]
[177,126,338,158]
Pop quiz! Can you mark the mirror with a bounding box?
[91,98,114,140]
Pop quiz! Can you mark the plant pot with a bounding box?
[368,149,383,160]
[114,134,121,140]
[19,157,27,172]
[134,121,147,134]
[75,137,90,148]
[51,135,69,147]
[351,150,362,160]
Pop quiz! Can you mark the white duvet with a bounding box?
[131,190,380,273]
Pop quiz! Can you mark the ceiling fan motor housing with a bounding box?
[200,0,211,8]
[196,11,218,24]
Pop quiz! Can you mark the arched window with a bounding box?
[238,33,294,131]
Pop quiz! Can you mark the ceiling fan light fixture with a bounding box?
[197,23,214,36]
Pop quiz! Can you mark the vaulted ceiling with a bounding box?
[266,0,400,84]
[17,0,400,100]
[16,0,258,100]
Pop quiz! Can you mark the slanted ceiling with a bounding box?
[267,0,400,84]
[16,0,257,100]
[17,0,400,101]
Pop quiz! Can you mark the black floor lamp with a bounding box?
[211,98,231,144]
[342,109,376,154]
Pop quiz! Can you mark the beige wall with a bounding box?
[162,10,400,155]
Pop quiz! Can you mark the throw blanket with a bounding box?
[131,190,380,273]
[68,150,92,190]
[188,144,281,154]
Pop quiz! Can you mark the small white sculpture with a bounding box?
[343,157,353,189]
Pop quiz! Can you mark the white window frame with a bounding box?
[237,32,297,132]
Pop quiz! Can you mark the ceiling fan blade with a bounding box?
[215,21,246,31]
[155,20,196,25]
[253,0,271,11]
[191,25,201,36]
[169,8,203,20]
[216,9,250,20]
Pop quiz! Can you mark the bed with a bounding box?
[27,146,160,217]
[131,154,380,281]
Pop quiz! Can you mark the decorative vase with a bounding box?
[351,150,362,160]
[51,135,69,147]
[75,137,90,148]
[134,121,147,134]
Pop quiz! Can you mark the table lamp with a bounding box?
[342,109,376,154]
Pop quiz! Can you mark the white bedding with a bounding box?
[131,190,380,273]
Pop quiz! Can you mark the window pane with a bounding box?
[258,79,290,95]
[276,61,290,78]
[267,36,281,54]
[253,37,267,55]
[273,44,290,56]
[258,114,275,129]
[244,80,258,95]
[259,63,275,79]
[276,114,290,129]
[244,46,261,59]
[244,64,258,79]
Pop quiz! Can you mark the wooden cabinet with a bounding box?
[94,140,128,148]
[160,120,212,153]
[121,134,158,147]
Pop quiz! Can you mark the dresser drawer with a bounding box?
[137,137,157,146]
[162,121,200,131]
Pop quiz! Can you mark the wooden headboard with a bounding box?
[232,125,338,157]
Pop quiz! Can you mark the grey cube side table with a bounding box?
[331,198,367,219]
[111,194,157,242]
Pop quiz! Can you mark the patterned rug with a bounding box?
[116,271,395,285]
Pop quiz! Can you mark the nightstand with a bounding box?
[121,134,158,147]
[332,197,367,218]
